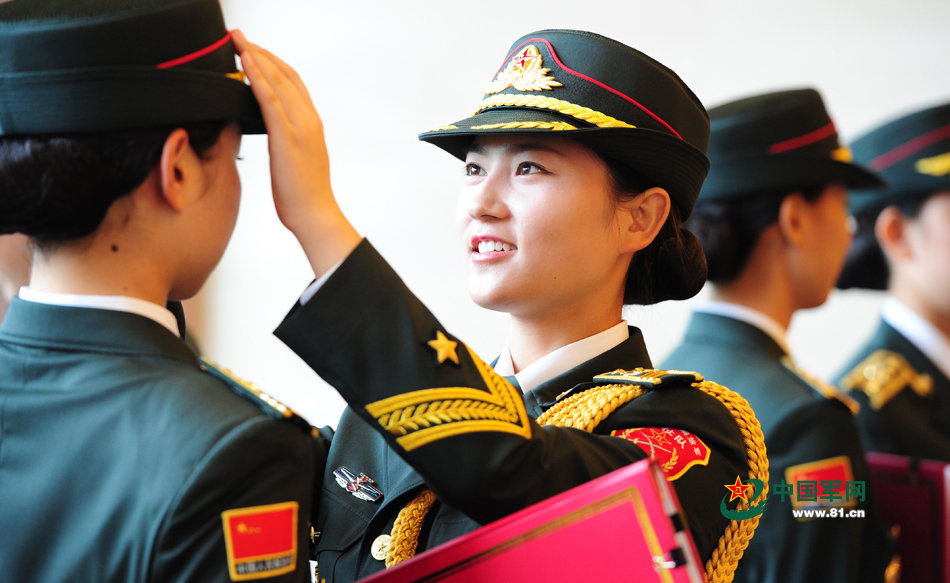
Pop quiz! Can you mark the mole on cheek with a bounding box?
[111,244,119,253]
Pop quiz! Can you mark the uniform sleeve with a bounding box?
[275,240,746,557]
[750,399,892,583]
[150,416,318,583]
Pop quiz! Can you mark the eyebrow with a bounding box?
[466,141,566,157]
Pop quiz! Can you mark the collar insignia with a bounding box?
[484,45,563,95]
[333,466,383,502]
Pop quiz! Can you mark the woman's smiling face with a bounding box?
[456,134,635,320]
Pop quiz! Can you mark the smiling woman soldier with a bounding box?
[234,29,767,582]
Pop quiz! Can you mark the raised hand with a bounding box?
[232,29,361,278]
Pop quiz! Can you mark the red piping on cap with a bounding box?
[494,38,683,140]
[769,121,836,155]
[869,122,950,171]
[157,31,232,69]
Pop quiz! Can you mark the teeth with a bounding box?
[477,240,513,253]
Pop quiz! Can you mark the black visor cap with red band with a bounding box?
[0,0,263,136]
[697,88,883,203]
[847,101,950,217]
[837,101,950,291]
[418,29,711,219]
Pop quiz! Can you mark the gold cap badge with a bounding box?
[484,45,562,95]
[915,151,950,177]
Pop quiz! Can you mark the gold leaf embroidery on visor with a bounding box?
[474,94,636,130]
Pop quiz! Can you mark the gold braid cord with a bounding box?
[384,375,767,583]
[474,94,636,129]
[535,383,646,429]
[471,120,577,131]
[691,380,768,583]
[386,489,437,567]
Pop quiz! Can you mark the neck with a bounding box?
[710,268,795,331]
[890,279,950,340]
[506,297,622,374]
[29,232,169,307]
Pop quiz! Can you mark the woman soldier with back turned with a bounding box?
[663,89,894,583]
[0,1,319,581]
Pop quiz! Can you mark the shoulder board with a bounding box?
[780,356,860,415]
[838,350,933,410]
[592,368,703,388]
[199,357,318,437]
[549,369,702,406]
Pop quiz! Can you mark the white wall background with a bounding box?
[196,0,950,427]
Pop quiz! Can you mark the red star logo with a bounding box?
[724,476,754,503]
[515,48,532,70]
[646,428,671,446]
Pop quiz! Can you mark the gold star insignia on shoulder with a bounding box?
[427,330,459,365]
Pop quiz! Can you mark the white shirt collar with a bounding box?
[881,296,950,379]
[18,287,180,337]
[696,301,791,355]
[493,321,630,393]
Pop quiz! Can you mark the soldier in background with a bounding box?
[836,101,950,462]
[663,89,894,583]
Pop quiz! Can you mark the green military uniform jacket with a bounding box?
[275,240,750,582]
[835,319,950,461]
[0,299,319,583]
[663,312,891,583]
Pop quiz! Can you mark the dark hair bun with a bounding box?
[836,229,888,290]
[0,122,226,244]
[651,226,708,301]
[624,213,708,305]
[686,204,748,283]
[0,136,133,241]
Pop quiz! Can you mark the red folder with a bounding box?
[358,459,706,583]
[866,452,950,582]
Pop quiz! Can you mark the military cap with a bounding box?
[0,0,262,135]
[418,29,710,218]
[699,88,883,201]
[838,100,950,290]
[847,101,950,216]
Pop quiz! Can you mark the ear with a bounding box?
[875,206,911,261]
[616,187,671,254]
[158,129,194,213]
[776,192,809,246]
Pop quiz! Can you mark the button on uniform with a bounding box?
[371,534,392,561]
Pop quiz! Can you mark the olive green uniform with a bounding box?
[663,311,892,583]
[0,299,320,582]
[275,240,750,582]
[835,319,950,461]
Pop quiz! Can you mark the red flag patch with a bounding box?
[785,455,856,510]
[611,427,710,481]
[221,501,298,581]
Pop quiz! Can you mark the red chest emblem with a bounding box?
[611,427,711,481]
